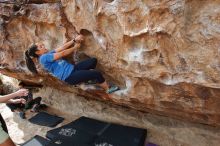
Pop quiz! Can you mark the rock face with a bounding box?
[1,0,220,126]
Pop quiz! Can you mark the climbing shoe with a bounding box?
[106,85,119,94]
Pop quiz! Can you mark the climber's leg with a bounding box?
[74,58,97,70]
[64,70,105,85]
[65,70,119,94]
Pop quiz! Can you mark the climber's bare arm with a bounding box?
[54,39,75,53]
[53,43,81,60]
[54,35,84,53]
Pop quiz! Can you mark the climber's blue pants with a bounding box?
[64,58,105,85]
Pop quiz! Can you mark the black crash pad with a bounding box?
[22,135,50,146]
[47,138,91,146]
[29,112,64,127]
[46,116,147,146]
[46,116,109,140]
[47,128,96,145]
[94,124,147,146]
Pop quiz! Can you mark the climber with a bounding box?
[0,88,28,146]
[24,34,119,94]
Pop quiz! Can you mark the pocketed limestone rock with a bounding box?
[1,0,220,126]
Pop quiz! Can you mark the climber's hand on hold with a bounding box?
[75,35,84,43]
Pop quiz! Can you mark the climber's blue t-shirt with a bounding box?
[39,50,74,81]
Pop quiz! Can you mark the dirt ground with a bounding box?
[0,104,77,145]
[1,100,220,146]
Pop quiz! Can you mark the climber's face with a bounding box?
[35,43,48,55]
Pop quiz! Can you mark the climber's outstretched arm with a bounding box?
[54,35,84,53]
[54,39,75,53]
[53,43,81,60]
